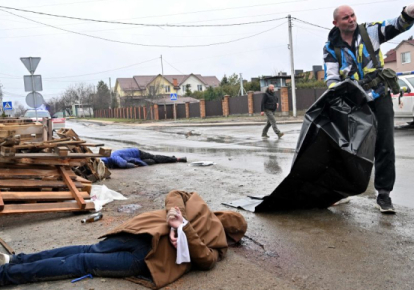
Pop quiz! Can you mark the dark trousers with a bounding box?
[140,150,177,165]
[0,233,152,286]
[262,109,281,136]
[370,93,396,192]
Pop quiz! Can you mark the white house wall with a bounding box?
[181,75,206,95]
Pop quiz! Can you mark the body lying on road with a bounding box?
[101,148,187,169]
[0,190,247,289]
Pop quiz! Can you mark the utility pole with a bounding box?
[239,73,246,96]
[288,15,297,117]
[161,55,167,119]
[109,77,113,109]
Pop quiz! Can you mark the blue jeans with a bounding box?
[0,233,152,286]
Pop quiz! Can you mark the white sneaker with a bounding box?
[332,197,351,206]
[0,253,10,265]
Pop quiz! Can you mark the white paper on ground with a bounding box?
[189,161,215,166]
[90,185,127,211]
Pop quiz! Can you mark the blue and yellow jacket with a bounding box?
[323,8,414,98]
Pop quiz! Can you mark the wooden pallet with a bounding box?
[0,120,112,215]
[0,165,94,215]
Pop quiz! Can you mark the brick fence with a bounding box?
[94,87,326,120]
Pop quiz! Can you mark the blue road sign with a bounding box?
[3,101,12,111]
[170,93,177,101]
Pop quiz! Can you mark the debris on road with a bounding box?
[0,118,112,215]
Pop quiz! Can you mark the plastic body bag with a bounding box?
[223,80,377,212]
[255,80,377,211]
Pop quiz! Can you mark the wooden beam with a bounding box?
[1,191,90,201]
[0,201,95,214]
[57,166,86,210]
[11,153,112,158]
[0,146,15,157]
[0,167,74,180]
[0,192,4,211]
[0,157,86,166]
[0,179,85,189]
[98,147,112,157]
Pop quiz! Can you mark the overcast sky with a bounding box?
[0,0,411,105]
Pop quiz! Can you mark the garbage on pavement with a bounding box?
[90,185,127,211]
[189,161,215,166]
[224,80,377,212]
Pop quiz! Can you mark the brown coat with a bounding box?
[102,190,242,289]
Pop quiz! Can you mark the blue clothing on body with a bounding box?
[0,233,151,286]
[101,148,147,169]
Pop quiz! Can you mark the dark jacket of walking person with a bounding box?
[0,190,247,289]
[323,4,414,213]
[260,84,284,138]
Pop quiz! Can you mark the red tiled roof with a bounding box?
[384,49,396,63]
[384,39,414,63]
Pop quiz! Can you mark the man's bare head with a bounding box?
[333,5,357,34]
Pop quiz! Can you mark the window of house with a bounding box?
[197,85,203,91]
[165,85,170,93]
[402,52,411,64]
[149,86,155,95]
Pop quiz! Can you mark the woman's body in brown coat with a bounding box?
[0,190,247,289]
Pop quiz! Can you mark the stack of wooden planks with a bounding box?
[0,118,112,215]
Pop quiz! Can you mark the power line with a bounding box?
[0,5,287,27]
[292,18,330,30]
[44,57,160,79]
[163,58,186,75]
[24,0,113,9]
[0,9,287,48]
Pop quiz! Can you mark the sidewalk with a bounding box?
[71,114,305,128]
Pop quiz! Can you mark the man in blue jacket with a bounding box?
[101,148,187,169]
[323,4,414,213]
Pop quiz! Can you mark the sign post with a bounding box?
[21,57,43,120]
[170,93,178,121]
[3,102,12,116]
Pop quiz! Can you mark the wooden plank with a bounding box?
[57,166,86,210]
[0,179,84,189]
[0,157,86,166]
[0,201,95,214]
[1,191,90,201]
[0,192,4,211]
[11,153,111,158]
[0,146,15,157]
[57,146,70,156]
[0,123,42,137]
[82,143,105,147]
[75,176,92,184]
[98,147,112,157]
[0,167,77,180]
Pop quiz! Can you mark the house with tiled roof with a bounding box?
[114,74,220,103]
[384,37,414,72]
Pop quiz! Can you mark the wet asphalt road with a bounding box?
[2,118,414,290]
[67,118,414,209]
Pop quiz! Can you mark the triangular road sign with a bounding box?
[20,57,41,74]
[4,102,11,109]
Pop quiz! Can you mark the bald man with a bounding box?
[260,84,284,139]
[323,5,414,213]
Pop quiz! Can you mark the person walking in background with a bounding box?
[261,84,284,139]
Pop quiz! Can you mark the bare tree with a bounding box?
[13,101,26,117]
